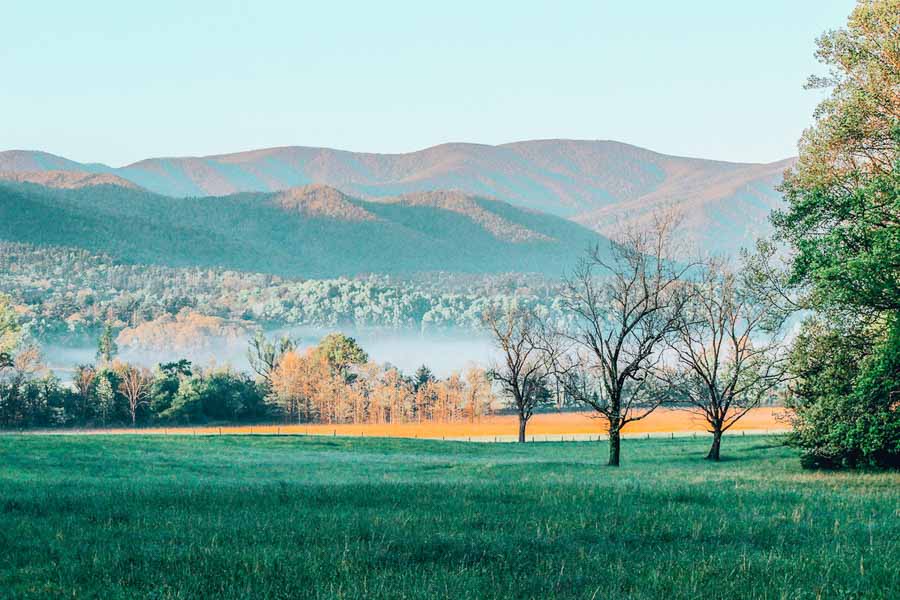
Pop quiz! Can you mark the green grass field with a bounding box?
[1,435,897,599]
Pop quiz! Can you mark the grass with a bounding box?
[0,435,897,599]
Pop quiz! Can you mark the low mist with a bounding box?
[41,327,499,380]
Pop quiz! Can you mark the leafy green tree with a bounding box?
[413,365,435,391]
[772,0,899,315]
[197,370,266,421]
[314,333,368,381]
[160,377,204,423]
[95,373,117,426]
[788,316,900,468]
[96,322,118,365]
[150,360,193,416]
[773,0,900,469]
[0,293,20,369]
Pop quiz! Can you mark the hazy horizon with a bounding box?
[4,137,800,169]
[4,1,854,166]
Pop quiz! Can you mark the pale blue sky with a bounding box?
[2,0,855,166]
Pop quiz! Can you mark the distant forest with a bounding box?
[0,242,565,346]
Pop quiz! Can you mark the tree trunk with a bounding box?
[518,413,527,443]
[707,424,723,461]
[608,424,621,466]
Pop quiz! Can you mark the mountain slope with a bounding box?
[0,142,791,209]
[0,181,607,278]
[0,170,140,190]
[575,157,794,254]
[0,140,793,255]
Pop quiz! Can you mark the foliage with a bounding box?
[0,242,567,345]
[0,331,494,429]
[787,316,900,468]
[773,0,900,469]
[313,333,368,380]
[270,341,494,425]
[0,293,20,363]
[96,321,118,364]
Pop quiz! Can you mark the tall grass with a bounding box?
[0,435,897,599]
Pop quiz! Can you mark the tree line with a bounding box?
[0,243,563,345]
[0,314,498,429]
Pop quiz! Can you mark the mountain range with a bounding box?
[0,140,794,255]
[0,180,608,278]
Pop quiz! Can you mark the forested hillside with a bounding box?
[0,181,608,278]
[0,139,791,255]
[0,242,565,344]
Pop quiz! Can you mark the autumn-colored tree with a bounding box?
[270,349,330,423]
[73,364,97,421]
[463,367,493,422]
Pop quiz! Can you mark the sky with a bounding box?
[2,0,856,166]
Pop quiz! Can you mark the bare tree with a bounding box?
[248,332,295,387]
[482,304,555,442]
[663,258,790,460]
[558,213,690,466]
[119,365,152,426]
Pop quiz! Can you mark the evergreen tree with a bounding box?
[96,322,118,365]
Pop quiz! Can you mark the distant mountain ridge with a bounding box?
[0,170,140,190]
[0,140,795,254]
[0,180,609,278]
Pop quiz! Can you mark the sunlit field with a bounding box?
[1,434,897,599]
[22,407,789,440]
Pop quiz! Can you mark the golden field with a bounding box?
[54,407,790,439]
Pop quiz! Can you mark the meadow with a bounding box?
[1,434,897,599]
[16,407,789,441]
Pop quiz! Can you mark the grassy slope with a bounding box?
[0,436,897,599]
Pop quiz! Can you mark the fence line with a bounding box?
[1,426,790,442]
